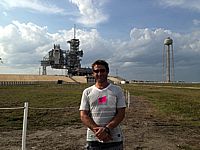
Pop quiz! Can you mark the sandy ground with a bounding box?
[0,95,200,150]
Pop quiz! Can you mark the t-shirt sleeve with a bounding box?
[79,89,90,111]
[117,87,126,108]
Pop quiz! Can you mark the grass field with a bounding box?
[0,83,199,131]
[0,84,91,131]
[121,83,200,127]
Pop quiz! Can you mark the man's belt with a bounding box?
[87,141,122,149]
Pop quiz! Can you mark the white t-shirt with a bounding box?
[79,84,126,142]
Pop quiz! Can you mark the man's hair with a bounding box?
[92,60,109,72]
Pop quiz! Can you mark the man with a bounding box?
[79,60,126,150]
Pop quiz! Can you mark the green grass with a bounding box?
[0,83,200,131]
[120,83,200,127]
[0,84,92,131]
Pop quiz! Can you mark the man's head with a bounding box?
[92,60,109,83]
[92,60,109,72]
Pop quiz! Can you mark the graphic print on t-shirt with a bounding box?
[98,95,107,105]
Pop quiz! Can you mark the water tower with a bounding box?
[163,37,175,82]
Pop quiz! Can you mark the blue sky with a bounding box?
[0,0,199,82]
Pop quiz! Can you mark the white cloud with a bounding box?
[193,19,200,26]
[3,12,7,16]
[69,0,108,27]
[0,21,199,81]
[0,21,50,55]
[0,0,108,27]
[0,21,53,68]
[159,0,200,11]
[113,28,200,68]
[0,0,67,14]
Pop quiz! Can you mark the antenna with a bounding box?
[74,24,76,39]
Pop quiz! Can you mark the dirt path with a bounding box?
[0,95,199,150]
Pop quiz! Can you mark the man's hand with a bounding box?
[93,127,113,143]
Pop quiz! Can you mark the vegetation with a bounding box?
[120,83,200,127]
[0,84,92,131]
[0,83,199,131]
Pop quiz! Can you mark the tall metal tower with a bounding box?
[67,24,83,75]
[163,37,175,82]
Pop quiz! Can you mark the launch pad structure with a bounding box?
[40,25,93,76]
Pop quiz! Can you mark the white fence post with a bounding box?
[128,92,130,108]
[22,102,28,150]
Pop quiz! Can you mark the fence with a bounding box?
[0,81,57,85]
[0,90,130,150]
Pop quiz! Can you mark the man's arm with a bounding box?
[80,110,98,132]
[106,107,125,131]
[80,110,113,142]
[94,108,125,142]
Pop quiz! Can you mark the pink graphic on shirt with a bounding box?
[98,96,107,104]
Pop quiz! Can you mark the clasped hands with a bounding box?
[93,127,113,143]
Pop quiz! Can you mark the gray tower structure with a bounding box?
[163,37,175,82]
[40,25,92,76]
[67,38,83,75]
[40,44,67,75]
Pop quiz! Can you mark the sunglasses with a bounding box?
[93,69,106,73]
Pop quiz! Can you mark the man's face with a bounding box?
[93,65,109,83]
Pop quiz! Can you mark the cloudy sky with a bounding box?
[0,0,199,82]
